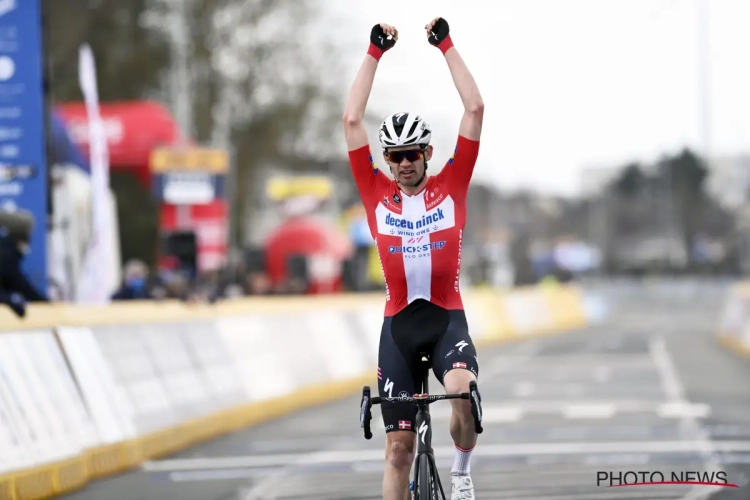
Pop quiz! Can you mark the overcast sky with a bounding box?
[323,0,750,197]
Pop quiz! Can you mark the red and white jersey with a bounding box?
[348,135,480,316]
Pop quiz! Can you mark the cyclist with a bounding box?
[343,17,484,500]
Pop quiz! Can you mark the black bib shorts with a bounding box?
[377,298,480,433]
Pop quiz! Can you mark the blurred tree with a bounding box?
[45,0,348,266]
[147,0,348,247]
[657,148,709,265]
[45,0,169,102]
[611,162,647,198]
[44,0,170,269]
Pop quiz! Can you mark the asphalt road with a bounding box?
[59,282,750,500]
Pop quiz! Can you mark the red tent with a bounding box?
[55,100,184,186]
[264,216,354,294]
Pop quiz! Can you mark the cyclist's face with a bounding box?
[385,145,433,187]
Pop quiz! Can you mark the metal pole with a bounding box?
[696,0,712,158]
[166,0,194,231]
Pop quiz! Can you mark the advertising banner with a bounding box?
[150,146,228,205]
[0,0,48,292]
[151,146,229,272]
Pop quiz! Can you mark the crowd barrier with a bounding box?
[716,281,750,358]
[0,284,592,500]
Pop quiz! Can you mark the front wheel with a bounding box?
[416,454,437,500]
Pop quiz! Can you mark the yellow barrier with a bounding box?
[0,475,15,500]
[543,285,588,331]
[0,285,590,500]
[716,281,750,358]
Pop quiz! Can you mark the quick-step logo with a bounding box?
[388,240,446,255]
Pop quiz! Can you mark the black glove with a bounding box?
[368,24,397,61]
[427,17,454,54]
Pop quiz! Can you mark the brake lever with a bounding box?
[360,386,373,439]
[469,381,483,434]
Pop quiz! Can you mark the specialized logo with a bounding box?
[456,340,468,353]
[418,421,429,444]
[398,420,411,430]
[388,241,445,255]
[384,378,394,398]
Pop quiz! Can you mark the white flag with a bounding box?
[76,43,113,304]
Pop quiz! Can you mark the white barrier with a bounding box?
[0,284,592,500]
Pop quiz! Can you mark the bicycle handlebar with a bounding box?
[360,381,483,440]
[371,393,466,405]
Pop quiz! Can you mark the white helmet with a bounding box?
[378,112,432,150]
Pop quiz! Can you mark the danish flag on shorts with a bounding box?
[453,362,467,369]
[398,420,411,430]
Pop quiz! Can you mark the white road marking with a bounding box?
[657,402,712,419]
[593,365,611,382]
[649,337,721,500]
[142,440,750,472]
[490,355,656,373]
[427,400,713,422]
[513,381,535,397]
[482,406,524,422]
[563,403,617,419]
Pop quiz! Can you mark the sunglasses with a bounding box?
[385,149,424,164]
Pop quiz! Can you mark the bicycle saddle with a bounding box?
[419,352,431,368]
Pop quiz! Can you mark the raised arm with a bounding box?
[342,24,398,151]
[426,18,484,141]
[343,24,399,205]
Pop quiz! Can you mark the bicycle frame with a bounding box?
[360,356,483,500]
[413,364,445,499]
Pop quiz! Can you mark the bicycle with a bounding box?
[360,353,484,500]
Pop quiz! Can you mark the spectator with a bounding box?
[0,210,48,317]
[112,259,151,300]
[164,271,192,301]
[245,271,272,295]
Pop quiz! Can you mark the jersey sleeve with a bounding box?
[348,144,391,208]
[438,135,480,197]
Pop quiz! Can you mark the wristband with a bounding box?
[367,43,384,61]
[437,34,454,55]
